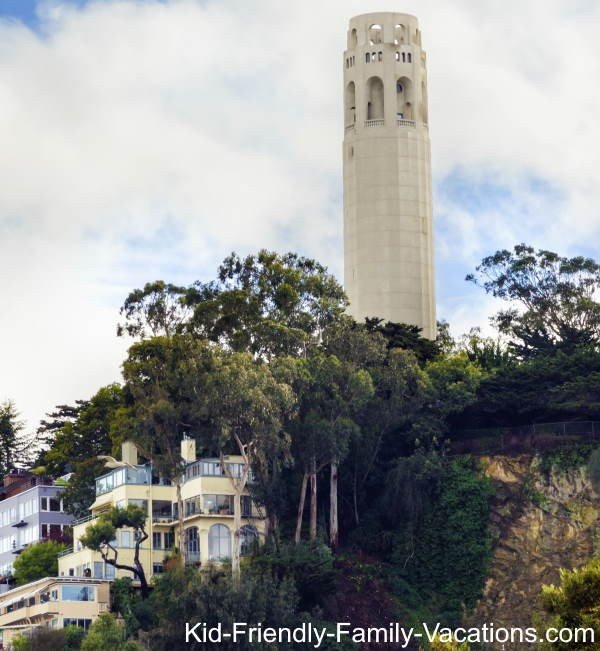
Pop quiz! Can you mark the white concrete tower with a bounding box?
[343,12,436,338]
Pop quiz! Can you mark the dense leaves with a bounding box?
[12,540,68,585]
[467,244,600,357]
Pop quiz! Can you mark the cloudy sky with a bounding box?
[1,0,599,432]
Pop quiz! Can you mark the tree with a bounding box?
[80,506,150,598]
[0,400,32,476]
[117,280,190,339]
[122,335,215,566]
[39,384,123,476]
[364,318,440,363]
[204,352,295,580]
[145,566,300,651]
[187,250,348,358]
[541,558,600,650]
[12,626,85,651]
[13,540,68,585]
[81,613,142,651]
[411,353,483,447]
[467,244,600,357]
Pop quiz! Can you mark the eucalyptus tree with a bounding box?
[467,244,600,357]
[186,250,348,358]
[122,334,215,565]
[204,352,296,580]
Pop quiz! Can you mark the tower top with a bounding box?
[346,12,421,51]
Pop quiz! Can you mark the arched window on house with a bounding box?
[184,527,200,565]
[209,524,231,561]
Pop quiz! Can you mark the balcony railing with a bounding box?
[397,118,416,127]
[364,119,384,127]
[71,513,97,527]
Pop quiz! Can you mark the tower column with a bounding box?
[343,12,436,339]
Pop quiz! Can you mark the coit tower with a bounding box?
[343,13,436,339]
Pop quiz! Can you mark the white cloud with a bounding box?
[1,0,599,430]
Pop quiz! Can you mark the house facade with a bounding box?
[0,471,72,588]
[58,440,265,581]
[0,576,110,649]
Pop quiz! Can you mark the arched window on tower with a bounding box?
[378,51,383,62]
[408,53,412,63]
[402,52,406,62]
[365,52,370,63]
[345,82,356,127]
[394,24,406,45]
[366,76,384,121]
[396,76,413,120]
[349,28,357,49]
[368,24,382,45]
[395,51,400,61]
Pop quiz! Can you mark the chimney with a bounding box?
[121,441,138,466]
[181,437,196,463]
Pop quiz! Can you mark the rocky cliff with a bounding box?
[468,454,599,635]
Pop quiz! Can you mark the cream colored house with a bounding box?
[58,440,265,582]
[0,576,110,649]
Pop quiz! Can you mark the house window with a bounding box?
[240,525,258,556]
[184,527,200,565]
[208,524,231,561]
[41,497,62,512]
[63,619,92,631]
[203,495,233,515]
[241,495,252,517]
[164,531,175,549]
[62,585,96,602]
[153,532,162,549]
[121,531,131,548]
[153,562,164,574]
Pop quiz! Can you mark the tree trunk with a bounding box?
[353,462,360,525]
[310,458,317,541]
[295,473,309,544]
[133,532,150,599]
[329,460,339,548]
[176,479,185,566]
[232,491,242,585]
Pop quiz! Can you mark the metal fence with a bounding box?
[450,421,600,455]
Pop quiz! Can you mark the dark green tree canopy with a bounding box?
[0,400,26,478]
[467,244,600,357]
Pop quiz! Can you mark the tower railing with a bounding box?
[364,119,384,127]
[397,118,416,127]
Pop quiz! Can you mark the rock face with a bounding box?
[467,455,599,639]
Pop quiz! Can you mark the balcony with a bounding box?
[364,119,384,128]
[397,118,416,127]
